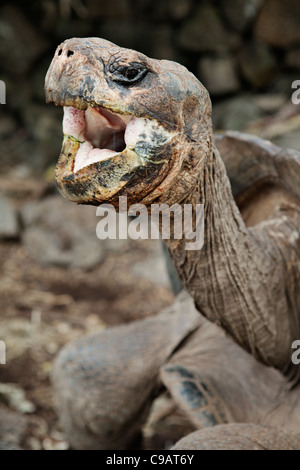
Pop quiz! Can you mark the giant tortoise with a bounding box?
[44,38,300,450]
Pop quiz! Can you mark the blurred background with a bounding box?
[0,0,300,450]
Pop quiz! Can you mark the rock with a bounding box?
[0,99,61,175]
[0,115,17,140]
[212,95,263,131]
[178,2,240,53]
[0,317,76,363]
[0,407,27,447]
[20,195,105,270]
[0,173,52,202]
[238,41,278,89]
[0,441,22,450]
[98,22,176,60]
[270,73,300,98]
[220,0,263,32]
[52,18,92,41]
[198,56,240,96]
[272,131,300,154]
[255,0,300,48]
[286,47,300,71]
[0,195,19,240]
[168,0,193,20]
[0,73,32,114]
[38,0,58,32]
[98,20,143,53]
[132,0,192,21]
[0,6,48,75]
[86,0,130,19]
[131,245,171,288]
[42,435,69,450]
[21,104,62,160]
[148,25,176,61]
[253,94,287,114]
[0,384,35,414]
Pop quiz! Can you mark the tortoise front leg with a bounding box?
[161,306,300,446]
[51,293,200,450]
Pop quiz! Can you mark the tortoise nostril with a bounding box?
[67,50,74,57]
[58,49,62,56]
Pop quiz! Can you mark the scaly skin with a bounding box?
[45,38,300,449]
[172,424,300,450]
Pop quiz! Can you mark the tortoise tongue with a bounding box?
[62,106,133,173]
[73,142,118,173]
[84,107,128,150]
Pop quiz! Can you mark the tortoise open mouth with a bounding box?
[60,100,176,173]
[52,98,176,205]
[63,105,144,173]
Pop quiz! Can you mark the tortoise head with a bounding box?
[45,37,212,208]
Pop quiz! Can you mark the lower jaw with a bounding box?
[54,136,168,206]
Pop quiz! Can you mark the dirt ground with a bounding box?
[0,179,178,450]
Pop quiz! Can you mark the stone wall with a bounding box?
[1,0,300,174]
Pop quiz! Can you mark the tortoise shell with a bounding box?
[216,131,300,226]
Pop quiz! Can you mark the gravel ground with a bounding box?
[0,185,175,449]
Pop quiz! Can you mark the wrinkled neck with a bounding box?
[163,145,297,380]
[165,147,248,325]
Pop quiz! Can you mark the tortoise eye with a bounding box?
[109,62,148,86]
